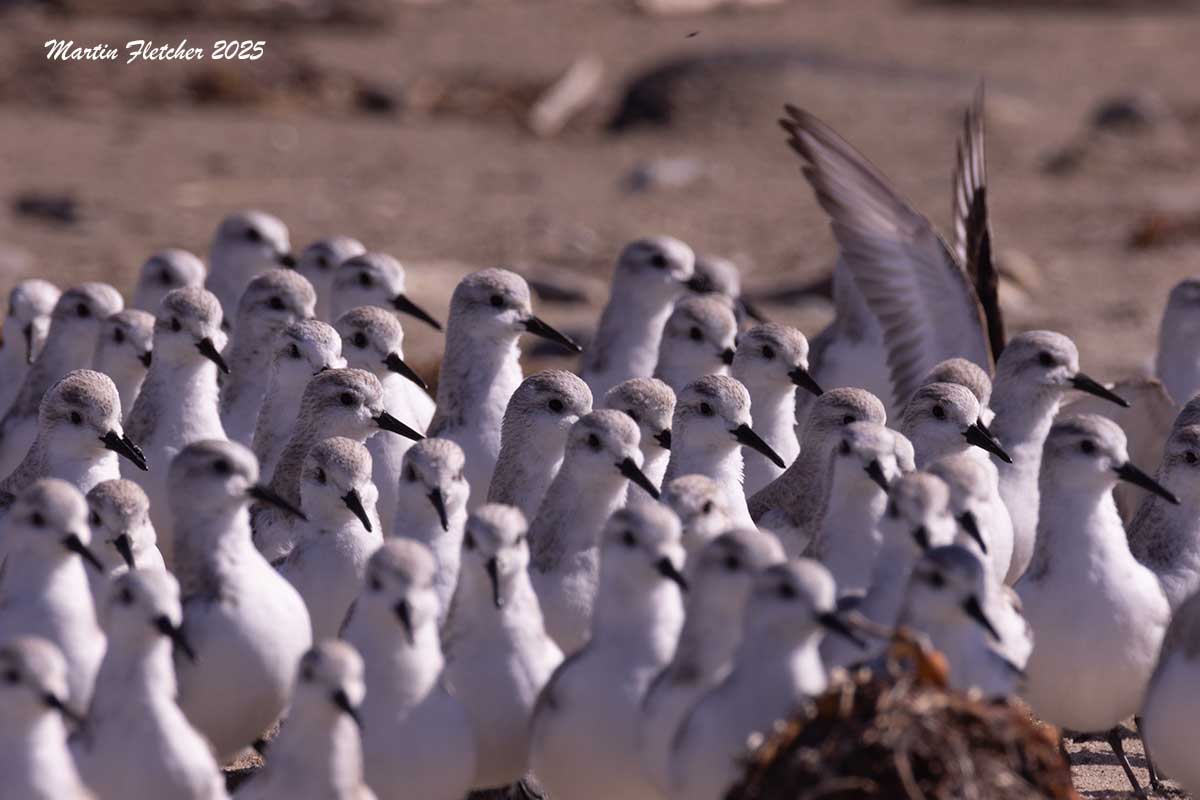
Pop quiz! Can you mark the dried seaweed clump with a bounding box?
[729,640,1077,800]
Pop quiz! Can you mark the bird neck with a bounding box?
[173,505,256,596]
[131,354,224,441]
[746,383,800,460]
[272,708,365,796]
[587,287,676,381]
[653,350,725,395]
[592,578,683,667]
[489,426,566,515]
[670,596,744,685]
[89,635,177,720]
[1028,478,1127,579]
[988,381,1060,464]
[0,712,76,793]
[434,325,523,437]
[528,464,626,573]
[444,565,542,642]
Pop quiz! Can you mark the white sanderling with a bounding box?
[580,236,695,399]
[443,503,564,792]
[72,569,227,800]
[990,331,1128,584]
[237,641,377,800]
[899,544,1022,699]
[276,437,382,641]
[664,375,783,530]
[689,253,768,325]
[335,306,432,533]
[341,539,477,800]
[391,438,469,624]
[205,210,294,325]
[528,409,659,654]
[1141,587,1200,798]
[296,236,365,322]
[0,283,124,476]
[926,452,1014,586]
[84,479,165,615]
[638,528,783,792]
[330,251,443,332]
[661,474,733,565]
[220,269,317,446]
[428,268,580,506]
[122,287,228,568]
[0,278,60,413]
[898,382,1011,469]
[170,440,312,764]
[92,309,155,419]
[1129,423,1200,610]
[0,479,106,710]
[749,387,887,556]
[488,370,593,520]
[1016,414,1176,797]
[668,559,860,800]
[530,502,688,800]
[808,420,906,596]
[653,294,737,394]
[1155,277,1200,404]
[0,370,146,523]
[731,323,822,495]
[0,636,94,800]
[251,319,346,480]
[603,377,675,512]
[133,249,206,314]
[923,357,995,425]
[254,368,421,561]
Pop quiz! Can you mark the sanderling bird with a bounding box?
[488,370,592,519]
[238,641,377,800]
[899,545,1022,699]
[170,440,312,764]
[428,268,579,506]
[638,528,783,792]
[991,331,1128,584]
[342,539,477,800]
[731,323,822,495]
[530,502,688,800]
[390,438,468,623]
[296,236,366,322]
[276,437,382,641]
[1141,587,1200,797]
[0,636,94,800]
[689,253,768,324]
[72,569,227,800]
[808,421,907,596]
[123,287,228,567]
[1155,277,1200,404]
[668,559,860,800]
[335,306,433,533]
[602,378,675,505]
[0,278,60,413]
[899,382,1010,469]
[664,375,784,529]
[205,210,294,324]
[0,370,146,521]
[749,387,887,556]
[92,309,155,418]
[254,368,421,561]
[580,236,695,399]
[1129,423,1200,610]
[528,409,659,653]
[661,474,733,564]
[0,479,105,710]
[443,504,564,793]
[922,357,995,425]
[0,282,123,476]
[926,452,1014,585]
[85,479,165,587]
[1016,415,1176,797]
[220,269,317,446]
[653,294,737,394]
[133,249,206,313]
[251,319,346,480]
[330,251,443,332]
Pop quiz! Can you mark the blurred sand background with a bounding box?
[1,0,1199,795]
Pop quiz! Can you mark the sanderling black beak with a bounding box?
[43,692,85,726]
[962,421,1012,464]
[22,322,34,365]
[522,315,581,353]
[394,599,415,645]
[138,350,152,368]
[247,484,308,521]
[963,595,1001,642]
[654,429,672,450]
[101,430,148,472]
[720,347,736,366]
[111,533,136,569]
[1070,373,1129,408]
[731,423,786,469]
[864,459,890,491]
[427,488,449,532]
[63,533,103,572]
[655,557,689,592]
[342,490,373,532]
[911,525,931,551]
[486,557,503,609]
[617,457,661,501]
[683,275,710,293]
[391,294,443,332]
[332,688,363,730]
[277,252,297,269]
[789,365,824,397]
[958,511,988,554]
[374,410,424,442]
[1115,462,1180,505]
[818,611,867,649]
[195,337,229,374]
[155,614,197,662]
[383,352,429,392]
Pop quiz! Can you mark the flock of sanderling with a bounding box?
[2,87,1200,800]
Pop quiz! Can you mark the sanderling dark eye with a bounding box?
[76,303,90,318]
[405,466,417,482]
[842,415,855,425]
[89,511,101,527]
[761,345,775,360]
[317,256,330,270]
[1038,351,1055,368]
[932,405,946,421]
[622,530,636,547]
[159,271,174,287]
[699,402,714,417]
[369,575,383,592]
[464,533,476,551]
[316,469,327,484]
[1080,440,1096,455]
[777,583,797,600]
[688,326,704,342]
[339,392,356,407]
[358,273,372,288]
[490,294,504,308]
[69,411,82,425]
[213,459,231,475]
[170,318,182,332]
[724,555,741,571]
[548,398,564,413]
[30,512,45,528]
[352,332,368,349]
[701,500,714,515]
[245,228,262,243]
[268,297,285,311]
[288,344,301,359]
[1187,451,1198,465]
[650,253,668,269]
[587,434,601,451]
[300,664,314,682]
[118,587,135,605]
[839,440,852,455]
[3,669,18,684]
[113,328,125,344]
[886,501,899,519]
